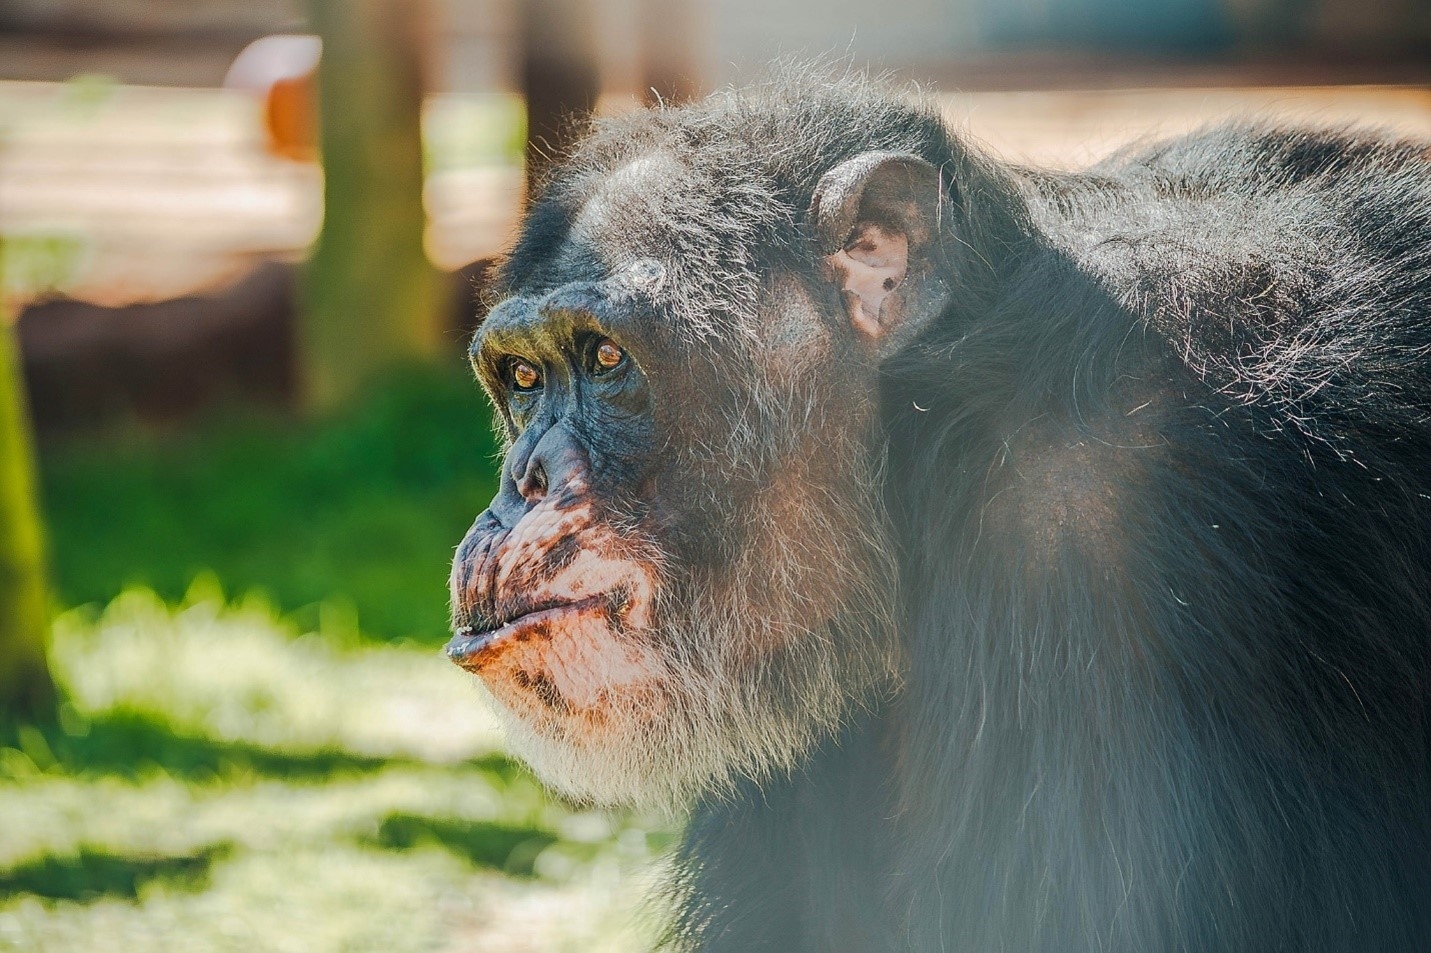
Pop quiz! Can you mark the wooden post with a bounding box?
[303,0,443,410]
[0,242,56,722]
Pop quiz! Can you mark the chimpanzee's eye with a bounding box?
[593,338,626,373]
[510,360,541,392]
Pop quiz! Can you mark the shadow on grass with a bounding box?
[1,710,532,784]
[371,813,559,877]
[1,711,396,781]
[0,843,230,903]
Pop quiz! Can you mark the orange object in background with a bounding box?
[224,35,321,162]
[263,73,317,162]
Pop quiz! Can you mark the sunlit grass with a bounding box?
[0,589,669,952]
[48,580,503,761]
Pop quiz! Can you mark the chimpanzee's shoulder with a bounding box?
[1040,122,1431,241]
[1017,123,1431,443]
[1111,122,1431,187]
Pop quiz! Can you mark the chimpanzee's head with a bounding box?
[448,82,961,806]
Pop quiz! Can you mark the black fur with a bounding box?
[499,76,1431,951]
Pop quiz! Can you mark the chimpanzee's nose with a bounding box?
[514,426,587,504]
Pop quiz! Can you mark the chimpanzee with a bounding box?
[446,72,1431,951]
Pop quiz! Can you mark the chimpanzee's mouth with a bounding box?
[446,595,608,670]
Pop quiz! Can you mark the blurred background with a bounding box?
[0,0,1428,950]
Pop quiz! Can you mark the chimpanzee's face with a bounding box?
[448,143,943,807]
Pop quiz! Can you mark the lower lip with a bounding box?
[447,596,607,670]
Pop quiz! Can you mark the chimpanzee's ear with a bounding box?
[810,151,948,357]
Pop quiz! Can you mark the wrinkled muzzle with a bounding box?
[446,485,663,712]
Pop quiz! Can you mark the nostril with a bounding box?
[520,458,549,503]
[509,427,586,508]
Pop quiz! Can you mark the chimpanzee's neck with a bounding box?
[670,706,904,952]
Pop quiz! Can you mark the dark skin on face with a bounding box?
[450,271,662,678]
[453,276,768,709]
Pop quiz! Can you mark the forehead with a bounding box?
[501,151,715,296]
[568,152,690,252]
[496,149,789,344]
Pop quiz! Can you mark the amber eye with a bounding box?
[510,360,541,391]
[594,339,625,371]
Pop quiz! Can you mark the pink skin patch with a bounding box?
[828,224,908,339]
[480,596,667,717]
[448,488,661,715]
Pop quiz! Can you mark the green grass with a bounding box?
[0,591,667,952]
[39,365,503,644]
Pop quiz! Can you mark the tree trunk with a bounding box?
[303,0,442,410]
[0,243,56,722]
